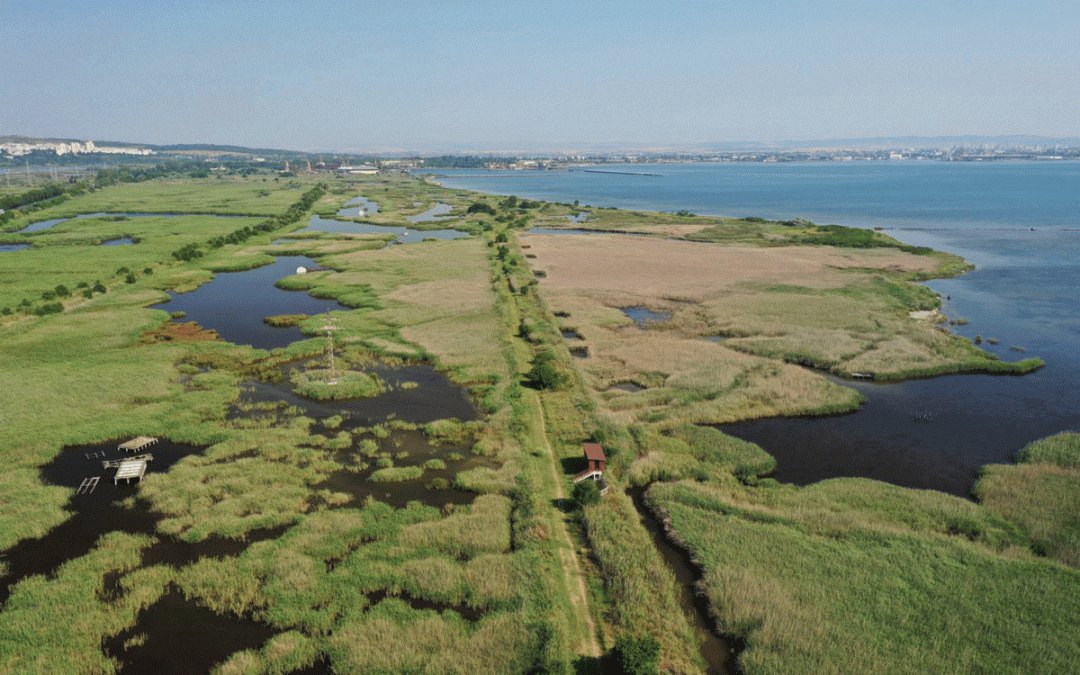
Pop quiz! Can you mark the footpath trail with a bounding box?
[532,389,602,659]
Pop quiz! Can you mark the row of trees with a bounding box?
[171,183,326,262]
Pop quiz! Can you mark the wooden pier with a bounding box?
[102,453,153,469]
[118,436,158,452]
[78,476,100,494]
[113,458,149,485]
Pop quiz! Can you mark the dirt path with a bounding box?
[532,389,603,659]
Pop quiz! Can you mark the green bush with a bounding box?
[527,350,567,390]
[572,480,601,508]
[614,635,660,675]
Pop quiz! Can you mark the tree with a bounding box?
[466,201,496,215]
[614,635,660,675]
[571,480,601,508]
[527,350,566,390]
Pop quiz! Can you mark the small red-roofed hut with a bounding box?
[583,442,605,476]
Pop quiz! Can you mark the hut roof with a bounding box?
[583,442,606,461]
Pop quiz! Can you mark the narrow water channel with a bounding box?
[628,488,739,675]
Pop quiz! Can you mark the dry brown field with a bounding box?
[520,230,984,424]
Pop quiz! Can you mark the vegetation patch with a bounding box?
[648,477,1080,675]
[974,432,1080,567]
[139,318,222,344]
[290,368,382,400]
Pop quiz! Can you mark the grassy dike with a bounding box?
[0,174,586,674]
[490,221,708,672]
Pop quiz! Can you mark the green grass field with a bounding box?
[0,173,582,675]
[648,477,1080,675]
[974,432,1080,567]
[4,170,1075,675]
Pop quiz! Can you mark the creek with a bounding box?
[16,212,253,233]
[628,487,739,675]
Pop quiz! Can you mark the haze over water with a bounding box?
[439,162,1080,496]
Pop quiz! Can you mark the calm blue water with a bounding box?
[153,256,340,350]
[304,214,470,244]
[438,162,1080,496]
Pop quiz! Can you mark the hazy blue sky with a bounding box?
[3,0,1079,152]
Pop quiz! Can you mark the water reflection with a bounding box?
[621,306,671,327]
[304,214,470,245]
[722,369,1079,497]
[152,255,337,350]
[337,195,380,217]
[405,203,454,222]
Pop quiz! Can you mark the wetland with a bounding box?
[2,166,1078,674]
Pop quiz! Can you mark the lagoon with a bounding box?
[440,162,1080,496]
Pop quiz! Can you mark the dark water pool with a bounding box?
[238,361,478,425]
[0,439,205,602]
[620,306,671,327]
[152,256,338,350]
[721,367,1080,498]
[103,591,288,675]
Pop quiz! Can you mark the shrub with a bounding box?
[34,302,64,316]
[125,273,136,284]
[614,635,660,675]
[528,358,566,390]
[572,480,601,508]
[467,202,496,215]
[54,284,71,297]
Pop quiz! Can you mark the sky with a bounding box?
[3,0,1079,153]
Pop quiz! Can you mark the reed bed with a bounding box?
[580,491,705,674]
[974,432,1080,567]
[0,532,165,675]
[649,478,1080,675]
[0,174,588,673]
[40,175,322,217]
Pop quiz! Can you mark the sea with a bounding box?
[436,161,1080,497]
